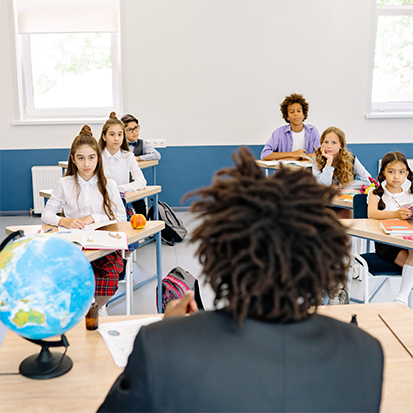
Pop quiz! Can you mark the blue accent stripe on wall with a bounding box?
[0,143,412,213]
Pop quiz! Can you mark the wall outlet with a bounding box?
[148,139,166,148]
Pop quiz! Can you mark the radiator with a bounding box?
[31,166,62,214]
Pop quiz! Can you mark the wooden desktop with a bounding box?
[0,303,412,412]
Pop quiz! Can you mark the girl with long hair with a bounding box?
[42,125,127,312]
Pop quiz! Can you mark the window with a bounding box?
[369,0,413,117]
[13,0,121,123]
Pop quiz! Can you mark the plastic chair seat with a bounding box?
[360,253,402,276]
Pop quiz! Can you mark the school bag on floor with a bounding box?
[148,201,187,246]
[156,267,205,313]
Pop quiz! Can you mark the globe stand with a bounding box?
[19,335,73,380]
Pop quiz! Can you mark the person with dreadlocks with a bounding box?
[99,147,383,413]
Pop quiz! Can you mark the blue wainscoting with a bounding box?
[0,143,412,214]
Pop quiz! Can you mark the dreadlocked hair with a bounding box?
[66,125,116,220]
[314,127,355,188]
[373,151,413,210]
[185,147,350,326]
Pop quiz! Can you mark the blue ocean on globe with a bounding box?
[0,234,94,340]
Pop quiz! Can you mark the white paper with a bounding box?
[97,317,162,367]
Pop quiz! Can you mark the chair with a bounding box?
[349,194,402,303]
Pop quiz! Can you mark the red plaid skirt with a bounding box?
[91,251,123,296]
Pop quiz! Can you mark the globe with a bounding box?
[0,234,95,340]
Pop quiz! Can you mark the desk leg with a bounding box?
[265,168,269,177]
[156,231,163,313]
[125,251,133,316]
[154,192,163,312]
[154,193,159,220]
[153,165,157,185]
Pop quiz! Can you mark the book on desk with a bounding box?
[379,219,413,235]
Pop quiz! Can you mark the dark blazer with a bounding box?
[98,310,383,412]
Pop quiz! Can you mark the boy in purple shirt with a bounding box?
[261,93,320,161]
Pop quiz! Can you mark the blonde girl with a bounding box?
[368,151,413,306]
[42,125,127,311]
[313,126,371,189]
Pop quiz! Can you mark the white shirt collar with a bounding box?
[78,174,98,188]
[103,147,122,160]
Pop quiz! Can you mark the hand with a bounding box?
[119,187,126,199]
[290,149,307,160]
[397,208,412,220]
[164,291,198,318]
[59,218,86,229]
[321,143,334,166]
[78,215,94,225]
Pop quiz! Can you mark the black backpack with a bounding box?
[148,201,187,246]
[156,267,205,313]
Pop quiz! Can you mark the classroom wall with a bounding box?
[0,0,412,213]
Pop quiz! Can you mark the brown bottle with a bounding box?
[85,299,99,330]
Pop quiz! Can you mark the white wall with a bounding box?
[1,0,412,150]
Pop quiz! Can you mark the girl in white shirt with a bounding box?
[368,151,413,306]
[100,112,147,217]
[42,125,127,310]
[99,112,147,192]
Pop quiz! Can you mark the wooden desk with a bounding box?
[317,303,413,413]
[256,159,312,172]
[0,303,411,413]
[58,160,159,184]
[0,315,154,413]
[39,185,161,205]
[5,221,165,314]
[341,218,413,250]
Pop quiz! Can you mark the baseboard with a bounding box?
[0,210,33,216]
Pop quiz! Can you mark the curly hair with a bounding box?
[66,125,116,220]
[314,127,355,188]
[185,147,349,326]
[280,93,309,123]
[373,151,413,210]
[99,112,129,152]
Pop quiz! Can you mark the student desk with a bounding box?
[39,185,162,207]
[341,218,413,250]
[256,160,354,210]
[0,303,411,413]
[58,159,159,184]
[5,221,165,315]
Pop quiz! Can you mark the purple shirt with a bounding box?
[260,124,320,160]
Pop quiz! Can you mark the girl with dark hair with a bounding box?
[313,126,371,188]
[99,112,147,193]
[260,93,320,161]
[42,125,127,312]
[368,151,413,306]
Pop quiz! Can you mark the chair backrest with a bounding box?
[353,194,368,219]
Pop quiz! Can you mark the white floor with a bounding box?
[0,212,410,348]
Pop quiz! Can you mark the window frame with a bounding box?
[12,0,122,124]
[367,4,413,118]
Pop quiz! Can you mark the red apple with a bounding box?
[130,214,146,229]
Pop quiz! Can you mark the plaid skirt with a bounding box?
[91,250,123,296]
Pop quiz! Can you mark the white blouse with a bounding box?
[312,157,371,189]
[367,180,413,211]
[102,149,147,191]
[41,174,127,227]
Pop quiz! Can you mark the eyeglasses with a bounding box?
[126,126,140,133]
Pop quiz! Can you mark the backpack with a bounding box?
[156,267,205,313]
[148,201,187,246]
